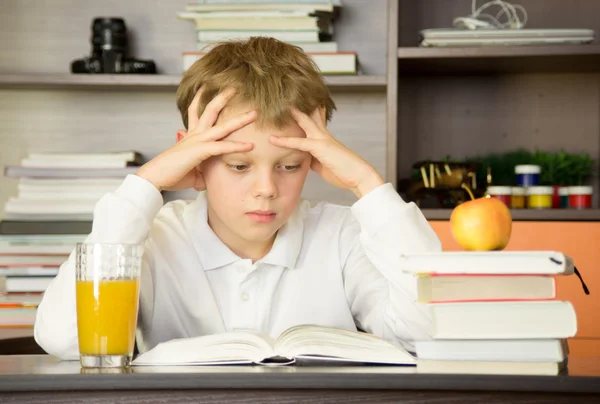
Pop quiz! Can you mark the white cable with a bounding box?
[453,0,528,30]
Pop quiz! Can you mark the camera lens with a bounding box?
[91,18,127,53]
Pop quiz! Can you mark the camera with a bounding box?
[71,18,157,74]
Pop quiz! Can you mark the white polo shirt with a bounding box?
[34,174,442,360]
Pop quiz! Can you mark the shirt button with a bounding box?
[241,292,249,301]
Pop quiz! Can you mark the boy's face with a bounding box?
[200,104,311,247]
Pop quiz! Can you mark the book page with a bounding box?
[132,331,277,366]
[274,325,416,365]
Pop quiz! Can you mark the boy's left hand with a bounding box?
[269,108,384,198]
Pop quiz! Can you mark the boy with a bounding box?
[34,37,441,360]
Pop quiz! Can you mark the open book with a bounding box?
[132,325,416,366]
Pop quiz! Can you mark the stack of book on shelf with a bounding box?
[2,151,142,226]
[0,151,143,327]
[399,250,581,376]
[178,0,358,75]
[0,234,85,327]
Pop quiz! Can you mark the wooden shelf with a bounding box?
[0,74,387,91]
[397,44,600,75]
[422,208,600,221]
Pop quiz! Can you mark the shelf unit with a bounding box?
[389,0,600,219]
[0,74,387,91]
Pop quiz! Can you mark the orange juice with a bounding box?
[76,279,140,355]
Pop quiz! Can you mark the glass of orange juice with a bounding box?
[75,243,143,368]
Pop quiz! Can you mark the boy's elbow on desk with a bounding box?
[34,310,80,361]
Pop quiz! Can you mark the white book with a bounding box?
[2,276,55,293]
[179,10,312,18]
[18,185,118,194]
[25,151,139,161]
[423,301,577,339]
[16,192,108,201]
[397,251,574,275]
[415,339,568,362]
[0,255,67,266]
[0,244,75,255]
[185,2,335,13]
[133,324,416,366]
[183,51,355,74]
[197,30,319,43]
[5,199,96,215]
[0,267,60,277]
[4,166,139,179]
[196,40,338,52]
[18,178,124,187]
[417,359,565,376]
[192,0,341,4]
[20,159,131,168]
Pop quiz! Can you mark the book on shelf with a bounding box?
[197,40,338,53]
[178,11,322,31]
[0,243,75,255]
[21,151,143,168]
[183,51,357,75]
[0,306,38,327]
[0,255,67,267]
[184,1,339,13]
[4,166,139,178]
[0,267,60,277]
[196,29,321,43]
[0,276,55,294]
[132,324,416,366]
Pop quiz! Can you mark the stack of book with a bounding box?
[399,251,580,376]
[0,234,85,327]
[178,0,358,75]
[0,151,143,324]
[2,151,142,226]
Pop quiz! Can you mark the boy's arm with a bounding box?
[33,175,162,360]
[341,183,442,351]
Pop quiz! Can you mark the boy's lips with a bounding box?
[246,210,276,223]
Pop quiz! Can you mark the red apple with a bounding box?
[450,197,512,251]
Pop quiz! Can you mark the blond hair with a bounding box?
[176,37,336,129]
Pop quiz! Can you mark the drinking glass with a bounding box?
[75,243,143,368]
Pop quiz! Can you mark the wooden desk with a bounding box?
[0,355,599,403]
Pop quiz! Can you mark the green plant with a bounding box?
[533,149,594,186]
[468,149,534,186]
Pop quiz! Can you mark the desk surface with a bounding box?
[0,354,599,394]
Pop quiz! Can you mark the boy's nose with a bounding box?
[252,172,277,199]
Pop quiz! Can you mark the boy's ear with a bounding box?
[176,129,187,143]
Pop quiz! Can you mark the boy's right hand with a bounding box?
[136,88,255,192]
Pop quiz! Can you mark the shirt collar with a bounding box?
[184,192,305,271]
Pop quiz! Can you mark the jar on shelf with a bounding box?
[559,187,570,208]
[515,165,541,186]
[511,186,526,209]
[487,186,512,207]
[527,186,553,209]
[568,186,593,209]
